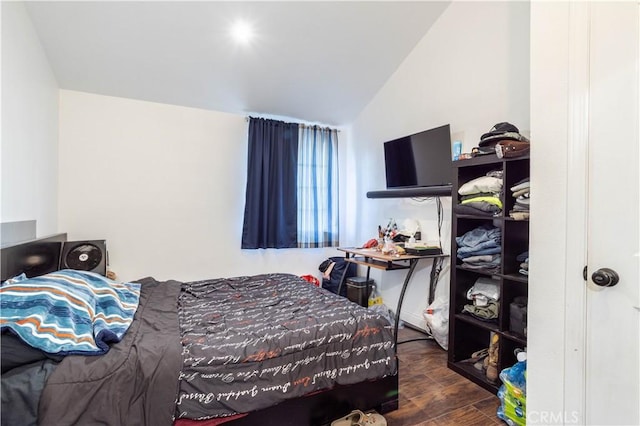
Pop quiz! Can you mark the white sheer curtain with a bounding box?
[296,125,339,248]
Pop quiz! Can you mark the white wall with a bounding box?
[528,2,571,420]
[58,91,341,282]
[347,1,530,328]
[1,2,59,236]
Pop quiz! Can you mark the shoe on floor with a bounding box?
[330,409,387,426]
[361,411,387,426]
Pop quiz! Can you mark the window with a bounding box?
[297,125,339,248]
[241,118,339,249]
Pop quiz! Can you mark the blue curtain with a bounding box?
[297,126,339,248]
[241,118,299,249]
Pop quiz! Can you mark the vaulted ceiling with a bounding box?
[25,1,449,125]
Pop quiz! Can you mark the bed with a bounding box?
[0,234,399,426]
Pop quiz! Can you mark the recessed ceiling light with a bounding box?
[231,20,254,45]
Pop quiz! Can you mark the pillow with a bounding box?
[0,269,141,355]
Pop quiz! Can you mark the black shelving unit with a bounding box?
[447,154,529,393]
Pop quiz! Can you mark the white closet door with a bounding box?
[584,2,639,425]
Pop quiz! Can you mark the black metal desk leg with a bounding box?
[393,259,419,352]
[428,257,443,305]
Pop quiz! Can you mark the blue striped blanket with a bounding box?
[1,269,141,355]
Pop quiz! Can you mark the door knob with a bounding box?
[591,268,620,287]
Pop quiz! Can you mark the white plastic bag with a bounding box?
[423,297,449,350]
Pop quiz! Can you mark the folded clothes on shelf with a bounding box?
[463,300,499,320]
[457,172,504,217]
[517,251,529,276]
[454,203,500,217]
[509,177,530,220]
[466,277,500,305]
[462,277,500,320]
[456,225,502,261]
[458,175,503,196]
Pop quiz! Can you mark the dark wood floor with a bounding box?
[383,327,502,426]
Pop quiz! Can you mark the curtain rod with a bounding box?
[245,116,340,132]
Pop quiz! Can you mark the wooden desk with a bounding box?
[336,247,448,350]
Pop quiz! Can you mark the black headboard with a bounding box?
[1,233,67,281]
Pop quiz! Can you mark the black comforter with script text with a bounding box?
[175,273,397,420]
[35,274,396,424]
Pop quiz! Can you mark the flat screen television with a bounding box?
[383,124,452,189]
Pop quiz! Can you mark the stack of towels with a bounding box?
[509,178,530,220]
[455,170,503,217]
[456,225,502,274]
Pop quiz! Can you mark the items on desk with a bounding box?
[369,218,424,252]
[381,238,395,255]
[361,237,407,256]
[405,246,443,256]
[362,237,441,257]
[381,239,406,256]
[378,218,399,241]
[362,238,379,249]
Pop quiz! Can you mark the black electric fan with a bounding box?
[60,240,107,276]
